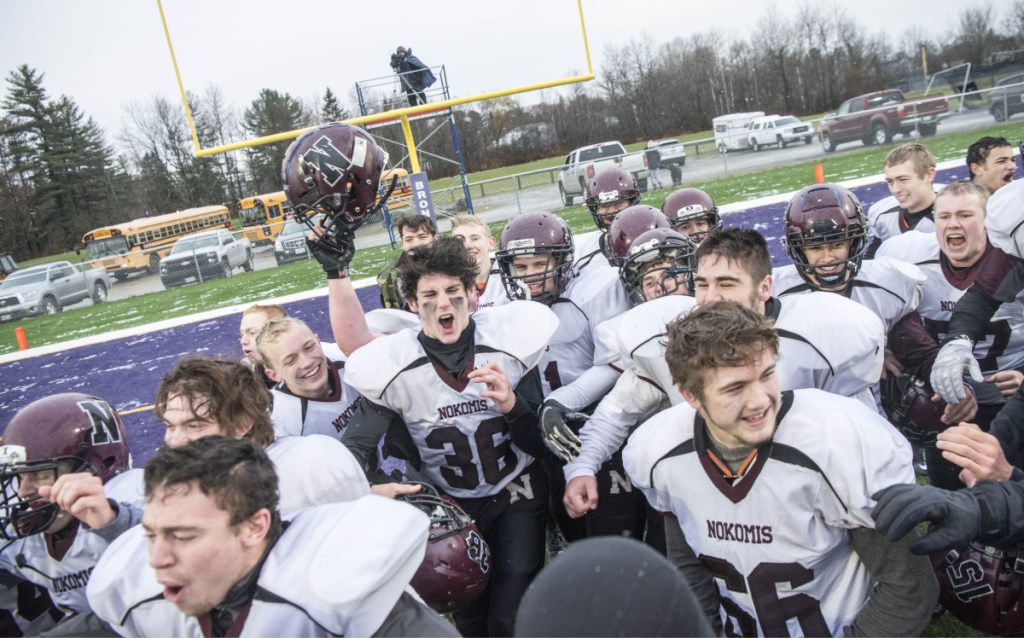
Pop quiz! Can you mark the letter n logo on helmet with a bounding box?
[301,136,356,187]
[77,400,122,446]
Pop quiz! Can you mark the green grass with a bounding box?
[2,120,1020,356]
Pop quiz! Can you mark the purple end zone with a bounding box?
[0,165,974,466]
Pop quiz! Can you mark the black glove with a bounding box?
[871,483,982,554]
[539,399,587,463]
[306,228,354,279]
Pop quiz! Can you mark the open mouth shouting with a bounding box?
[944,232,967,251]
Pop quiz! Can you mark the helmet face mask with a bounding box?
[281,123,390,258]
[621,229,697,305]
[661,188,720,244]
[585,169,640,230]
[879,372,945,446]
[496,213,575,304]
[782,183,867,291]
[399,485,491,614]
[0,393,130,540]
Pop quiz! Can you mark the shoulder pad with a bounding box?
[86,526,163,627]
[874,230,939,264]
[366,308,421,335]
[617,295,697,360]
[474,301,559,369]
[344,329,424,401]
[987,180,1024,259]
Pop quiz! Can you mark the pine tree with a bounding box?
[243,89,309,192]
[321,87,349,123]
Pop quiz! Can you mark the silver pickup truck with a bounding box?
[558,141,650,206]
[159,229,254,289]
[0,261,112,322]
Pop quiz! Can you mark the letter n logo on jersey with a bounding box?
[76,400,122,446]
[302,136,352,187]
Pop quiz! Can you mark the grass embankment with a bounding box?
[2,120,1019,356]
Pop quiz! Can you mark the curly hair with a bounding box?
[966,136,1011,170]
[665,301,779,400]
[398,236,478,301]
[155,356,275,447]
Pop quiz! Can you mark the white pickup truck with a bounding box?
[159,230,253,289]
[0,261,112,322]
[558,141,649,206]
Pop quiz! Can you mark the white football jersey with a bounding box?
[540,263,631,396]
[985,179,1024,259]
[878,231,1024,375]
[88,497,430,637]
[345,301,558,499]
[475,263,510,310]
[270,343,362,441]
[772,257,924,332]
[623,389,914,637]
[866,186,941,246]
[267,435,370,517]
[573,230,611,270]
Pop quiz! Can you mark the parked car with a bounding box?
[159,230,253,289]
[713,111,765,153]
[645,139,686,166]
[274,215,324,266]
[988,73,1024,122]
[557,141,649,207]
[819,89,949,152]
[0,261,111,322]
[747,115,814,150]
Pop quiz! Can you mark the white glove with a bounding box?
[930,338,983,403]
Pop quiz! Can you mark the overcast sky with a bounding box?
[1,0,974,145]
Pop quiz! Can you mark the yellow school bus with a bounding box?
[82,205,232,280]
[237,192,291,246]
[379,168,413,211]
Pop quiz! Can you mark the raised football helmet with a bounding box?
[281,123,392,258]
[605,205,671,267]
[496,212,575,304]
[879,372,946,446]
[584,168,641,230]
[932,542,1024,636]
[399,485,491,614]
[782,182,868,290]
[0,393,131,539]
[661,188,720,244]
[620,228,697,305]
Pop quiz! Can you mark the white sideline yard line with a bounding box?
[0,154,974,365]
[0,276,378,364]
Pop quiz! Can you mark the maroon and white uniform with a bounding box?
[623,389,914,636]
[866,187,942,248]
[269,343,361,441]
[474,261,510,310]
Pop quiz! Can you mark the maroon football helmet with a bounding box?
[620,228,697,305]
[399,486,491,614]
[661,188,720,244]
[585,168,641,230]
[605,205,671,267]
[932,543,1024,636]
[879,372,946,446]
[782,182,868,290]
[496,212,575,304]
[0,393,131,539]
[281,123,389,232]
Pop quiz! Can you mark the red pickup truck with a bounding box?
[819,89,949,152]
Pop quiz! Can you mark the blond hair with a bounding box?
[256,317,314,369]
[885,143,936,178]
[450,213,491,236]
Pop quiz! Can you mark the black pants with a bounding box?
[586,448,649,542]
[926,402,1004,490]
[405,90,426,106]
[453,462,549,637]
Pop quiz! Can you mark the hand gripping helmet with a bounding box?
[879,372,946,446]
[782,182,868,290]
[281,123,391,255]
[605,205,672,268]
[931,543,1024,636]
[620,228,697,305]
[399,485,491,614]
[661,188,720,244]
[496,212,575,304]
[585,168,641,230]
[0,393,131,539]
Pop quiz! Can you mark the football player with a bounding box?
[0,393,139,635]
[238,303,286,388]
[967,135,1016,194]
[573,167,642,267]
[341,237,558,636]
[878,182,1024,486]
[660,187,721,245]
[563,227,887,521]
[377,212,439,310]
[623,301,937,635]
[450,213,508,309]
[86,437,458,636]
[865,142,940,258]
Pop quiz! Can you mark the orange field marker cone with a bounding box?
[814,164,825,183]
[15,327,28,350]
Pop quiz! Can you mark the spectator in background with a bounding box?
[645,145,664,190]
[391,46,436,107]
[967,136,1017,194]
[378,212,439,310]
